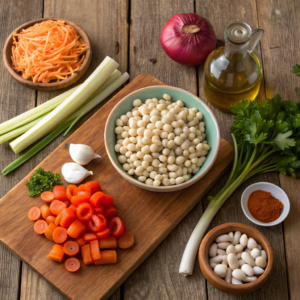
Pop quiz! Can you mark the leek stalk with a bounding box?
[10,56,118,154]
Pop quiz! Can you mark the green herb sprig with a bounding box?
[26,167,61,197]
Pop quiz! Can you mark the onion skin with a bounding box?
[160,13,217,66]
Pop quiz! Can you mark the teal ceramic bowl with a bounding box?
[104,86,220,192]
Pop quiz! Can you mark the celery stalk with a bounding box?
[0,116,43,144]
[10,56,119,154]
[0,85,78,135]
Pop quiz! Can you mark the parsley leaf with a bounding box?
[26,168,61,197]
[272,131,296,150]
[292,64,300,76]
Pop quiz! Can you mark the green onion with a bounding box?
[2,120,72,175]
[63,113,85,137]
[10,56,119,154]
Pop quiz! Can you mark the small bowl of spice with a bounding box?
[241,182,290,226]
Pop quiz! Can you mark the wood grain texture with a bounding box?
[195,1,289,299]
[126,1,208,299]
[256,1,300,300]
[19,2,129,298]
[0,1,43,299]
[0,74,234,300]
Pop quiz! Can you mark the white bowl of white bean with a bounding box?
[199,223,274,295]
[104,85,220,192]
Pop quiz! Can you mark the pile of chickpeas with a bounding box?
[114,94,210,186]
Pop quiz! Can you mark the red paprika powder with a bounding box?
[248,190,283,223]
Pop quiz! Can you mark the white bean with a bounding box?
[226,245,236,255]
[253,266,265,275]
[242,276,257,282]
[218,242,231,249]
[240,234,248,247]
[232,231,241,245]
[231,278,243,285]
[209,255,223,264]
[238,259,246,267]
[210,262,217,269]
[217,249,226,256]
[247,238,258,250]
[251,248,261,259]
[227,253,239,270]
[261,250,267,260]
[209,243,218,257]
[216,234,232,243]
[214,264,227,278]
[236,252,242,259]
[241,264,254,276]
[255,256,267,268]
[235,244,243,253]
[232,269,246,280]
[225,268,232,283]
[241,252,255,267]
[222,255,228,265]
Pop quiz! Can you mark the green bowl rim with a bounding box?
[104,85,220,191]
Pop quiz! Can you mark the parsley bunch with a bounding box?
[26,168,61,197]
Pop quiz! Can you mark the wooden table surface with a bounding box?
[0,1,299,300]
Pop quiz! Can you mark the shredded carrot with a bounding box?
[11,20,87,83]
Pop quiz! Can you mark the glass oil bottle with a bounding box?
[203,21,264,112]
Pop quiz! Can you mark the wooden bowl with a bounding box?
[3,18,92,91]
[199,223,274,295]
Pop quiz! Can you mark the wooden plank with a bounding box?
[256,1,300,299]
[195,0,289,299]
[0,74,234,300]
[0,0,43,299]
[19,1,129,299]
[125,1,207,299]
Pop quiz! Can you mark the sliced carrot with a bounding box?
[34,220,48,234]
[66,185,78,201]
[76,203,94,221]
[90,240,101,261]
[50,200,67,216]
[117,231,135,249]
[103,206,117,218]
[83,232,97,243]
[63,241,79,256]
[69,204,77,212]
[40,205,52,220]
[48,244,64,262]
[46,215,56,225]
[67,220,87,238]
[71,194,89,206]
[81,244,93,265]
[94,204,104,214]
[53,186,67,201]
[28,207,41,221]
[74,236,86,247]
[62,200,71,207]
[65,257,80,272]
[94,250,117,265]
[55,213,62,226]
[41,191,55,203]
[44,223,57,241]
[99,237,117,249]
[96,228,110,240]
[78,184,91,198]
[102,194,113,207]
[89,192,106,207]
[53,227,68,243]
[85,181,101,194]
[59,208,76,227]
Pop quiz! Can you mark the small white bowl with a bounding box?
[241,182,290,226]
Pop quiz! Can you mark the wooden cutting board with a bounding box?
[0,74,234,300]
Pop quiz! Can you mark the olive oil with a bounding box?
[203,22,264,112]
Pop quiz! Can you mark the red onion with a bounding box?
[160,13,217,66]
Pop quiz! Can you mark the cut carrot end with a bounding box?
[63,241,79,256]
[94,250,117,265]
[48,244,64,262]
[117,231,135,249]
[34,220,48,234]
[28,207,41,221]
[65,258,80,272]
[53,227,68,243]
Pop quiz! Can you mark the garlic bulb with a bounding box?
[62,163,93,184]
[69,144,100,165]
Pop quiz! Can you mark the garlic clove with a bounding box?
[69,143,101,165]
[62,163,93,184]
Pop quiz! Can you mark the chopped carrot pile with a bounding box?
[11,20,87,83]
[28,180,134,272]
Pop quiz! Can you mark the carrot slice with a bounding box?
[103,206,117,218]
[99,237,117,249]
[55,212,62,226]
[66,185,78,201]
[34,220,48,234]
[90,240,101,261]
[67,220,87,238]
[63,241,79,256]
[44,223,57,241]
[117,231,135,249]
[50,200,67,216]
[76,203,94,221]
[59,208,76,227]
[41,191,55,203]
[83,232,97,243]
[74,236,86,247]
[28,207,41,221]
[85,181,101,194]
[96,228,110,240]
[94,204,104,214]
[94,250,117,265]
[40,205,52,220]
[81,244,93,265]
[46,215,56,225]
[78,184,91,198]
[65,257,80,272]
[53,227,68,243]
[102,195,113,207]
[61,200,71,207]
[48,244,64,262]
[89,192,106,207]
[71,194,89,206]
[53,186,67,201]
[69,204,77,212]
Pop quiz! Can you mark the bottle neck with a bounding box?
[224,41,248,60]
